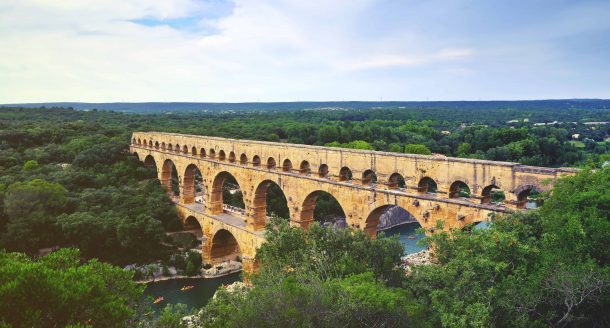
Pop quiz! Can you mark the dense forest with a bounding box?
[0,105,609,327]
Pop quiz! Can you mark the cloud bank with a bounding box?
[1,0,609,102]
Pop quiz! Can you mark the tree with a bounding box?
[404,144,432,155]
[409,166,610,327]
[199,219,428,327]
[0,248,143,328]
[1,179,68,252]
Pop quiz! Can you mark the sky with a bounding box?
[1,0,610,103]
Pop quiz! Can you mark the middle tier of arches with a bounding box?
[138,149,503,236]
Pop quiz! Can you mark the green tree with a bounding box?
[0,248,143,328]
[404,144,432,155]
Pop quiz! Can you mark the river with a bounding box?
[144,222,424,312]
[143,274,240,312]
[380,221,427,255]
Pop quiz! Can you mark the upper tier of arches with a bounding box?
[130,133,573,208]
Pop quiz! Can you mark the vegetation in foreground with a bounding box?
[0,106,608,327]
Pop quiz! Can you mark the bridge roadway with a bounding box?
[130,132,577,272]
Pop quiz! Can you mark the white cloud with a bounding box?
[0,0,608,102]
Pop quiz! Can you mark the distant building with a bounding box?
[441,130,451,135]
[572,134,580,140]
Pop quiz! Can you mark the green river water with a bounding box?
[143,222,425,312]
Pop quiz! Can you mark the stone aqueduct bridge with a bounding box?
[130,132,576,272]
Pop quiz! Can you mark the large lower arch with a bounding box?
[183,216,203,246]
[210,171,245,215]
[300,190,346,229]
[252,180,290,230]
[208,229,242,264]
[161,159,180,197]
[144,155,157,171]
[364,205,419,239]
[183,164,204,204]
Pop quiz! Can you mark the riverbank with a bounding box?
[376,219,417,232]
[130,260,242,284]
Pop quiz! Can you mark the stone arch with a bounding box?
[252,155,261,167]
[209,229,242,264]
[155,141,160,149]
[388,173,406,189]
[418,177,438,193]
[300,190,346,229]
[182,145,188,153]
[191,146,197,156]
[144,155,157,170]
[200,148,206,158]
[481,185,505,204]
[166,143,172,151]
[208,149,216,159]
[210,171,245,215]
[229,151,236,163]
[449,180,471,198]
[267,157,277,169]
[318,164,329,178]
[362,169,377,185]
[252,180,290,230]
[149,140,153,147]
[240,153,248,165]
[141,139,146,146]
[218,150,226,161]
[161,159,180,196]
[299,160,311,175]
[175,144,180,152]
[133,138,138,144]
[339,166,352,182]
[282,159,293,172]
[515,185,542,209]
[364,205,420,239]
[183,216,203,243]
[183,164,204,204]
[132,151,139,160]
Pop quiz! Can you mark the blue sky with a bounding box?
[1,0,609,102]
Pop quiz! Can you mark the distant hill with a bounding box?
[2,99,610,114]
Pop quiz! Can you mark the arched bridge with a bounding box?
[130,132,576,273]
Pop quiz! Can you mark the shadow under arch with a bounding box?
[388,173,406,189]
[253,180,290,226]
[364,205,420,239]
[183,164,204,204]
[300,190,346,229]
[161,159,180,197]
[418,177,438,193]
[144,155,157,171]
[183,216,203,246]
[515,184,542,209]
[339,167,352,182]
[209,229,242,264]
[481,185,505,204]
[210,171,245,215]
[449,180,471,198]
[362,169,377,185]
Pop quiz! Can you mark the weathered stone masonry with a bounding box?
[130,132,576,273]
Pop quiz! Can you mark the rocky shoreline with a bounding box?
[130,260,242,284]
[401,249,435,273]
